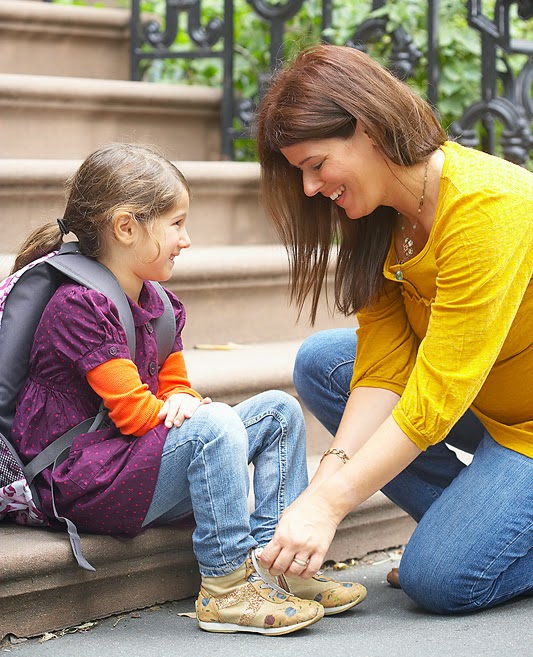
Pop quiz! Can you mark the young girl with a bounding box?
[10,143,366,635]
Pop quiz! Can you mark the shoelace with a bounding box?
[249,549,290,599]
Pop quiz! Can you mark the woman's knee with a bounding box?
[293,329,355,399]
[294,331,334,388]
[399,541,482,614]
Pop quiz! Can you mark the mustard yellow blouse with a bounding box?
[350,141,533,458]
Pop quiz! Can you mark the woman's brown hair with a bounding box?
[256,44,447,321]
[13,142,189,273]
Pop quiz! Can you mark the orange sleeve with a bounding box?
[157,351,202,401]
[86,359,163,436]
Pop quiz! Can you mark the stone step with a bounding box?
[0,0,130,80]
[0,245,351,349]
[0,74,221,160]
[0,485,414,640]
[0,159,272,252]
[169,246,354,347]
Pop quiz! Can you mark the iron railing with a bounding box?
[48,0,533,161]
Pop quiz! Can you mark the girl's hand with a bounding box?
[158,393,212,428]
[259,491,340,578]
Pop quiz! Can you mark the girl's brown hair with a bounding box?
[256,44,447,320]
[13,142,189,273]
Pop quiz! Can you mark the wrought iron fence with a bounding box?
[99,1,531,161]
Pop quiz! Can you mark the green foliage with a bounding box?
[54,0,532,163]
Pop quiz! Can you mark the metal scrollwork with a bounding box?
[141,0,223,50]
[246,0,305,22]
[348,19,422,81]
[130,0,532,160]
[450,0,533,163]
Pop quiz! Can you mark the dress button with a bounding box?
[148,361,157,376]
[145,321,154,334]
[109,346,118,356]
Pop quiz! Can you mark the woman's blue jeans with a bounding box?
[143,390,308,577]
[294,329,533,614]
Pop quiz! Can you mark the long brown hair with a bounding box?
[256,44,447,321]
[13,143,189,273]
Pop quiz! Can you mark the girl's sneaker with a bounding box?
[252,549,367,616]
[196,552,324,635]
[280,571,367,615]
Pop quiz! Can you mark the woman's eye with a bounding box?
[313,162,323,171]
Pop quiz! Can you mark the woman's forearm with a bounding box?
[306,386,401,492]
[313,415,422,524]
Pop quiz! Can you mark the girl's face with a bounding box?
[280,124,388,220]
[134,191,191,283]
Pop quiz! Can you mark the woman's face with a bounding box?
[280,124,388,220]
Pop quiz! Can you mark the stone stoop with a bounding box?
[0,73,221,160]
[0,160,274,252]
[0,0,130,80]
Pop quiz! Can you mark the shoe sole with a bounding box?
[321,588,368,616]
[196,606,324,635]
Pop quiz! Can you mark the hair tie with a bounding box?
[57,218,69,236]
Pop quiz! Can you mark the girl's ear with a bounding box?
[112,211,138,245]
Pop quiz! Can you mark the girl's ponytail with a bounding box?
[12,143,187,275]
[11,221,64,274]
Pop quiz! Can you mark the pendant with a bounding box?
[403,237,414,258]
[395,270,404,281]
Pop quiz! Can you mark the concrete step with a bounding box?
[0,159,273,252]
[0,487,414,640]
[169,246,354,347]
[0,0,130,80]
[0,245,351,348]
[0,74,221,160]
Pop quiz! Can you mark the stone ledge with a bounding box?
[0,1,130,80]
[0,73,220,114]
[0,490,413,640]
[0,75,221,160]
[0,159,271,250]
[0,0,130,29]
[0,524,199,640]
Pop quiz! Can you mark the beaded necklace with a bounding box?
[395,159,430,282]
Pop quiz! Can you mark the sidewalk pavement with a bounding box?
[3,551,531,657]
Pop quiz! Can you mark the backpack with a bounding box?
[0,241,176,570]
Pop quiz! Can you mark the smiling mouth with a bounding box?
[329,185,345,201]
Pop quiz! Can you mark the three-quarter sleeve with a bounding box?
[350,278,419,395]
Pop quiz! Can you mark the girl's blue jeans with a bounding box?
[293,329,533,614]
[143,390,308,577]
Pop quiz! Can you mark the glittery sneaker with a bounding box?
[252,549,366,616]
[196,552,324,635]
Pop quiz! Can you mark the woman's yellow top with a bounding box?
[350,141,533,458]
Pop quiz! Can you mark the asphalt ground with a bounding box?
[3,549,531,657]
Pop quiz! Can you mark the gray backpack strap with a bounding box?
[49,243,136,358]
[24,408,108,486]
[150,282,176,365]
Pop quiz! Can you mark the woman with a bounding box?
[255,44,533,614]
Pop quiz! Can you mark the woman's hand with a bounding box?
[158,393,212,428]
[259,490,341,578]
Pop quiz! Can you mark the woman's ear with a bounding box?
[112,211,137,245]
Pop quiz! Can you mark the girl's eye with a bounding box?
[313,161,323,171]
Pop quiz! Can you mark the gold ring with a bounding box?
[292,557,309,567]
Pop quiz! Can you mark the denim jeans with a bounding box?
[143,390,308,577]
[294,329,533,613]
